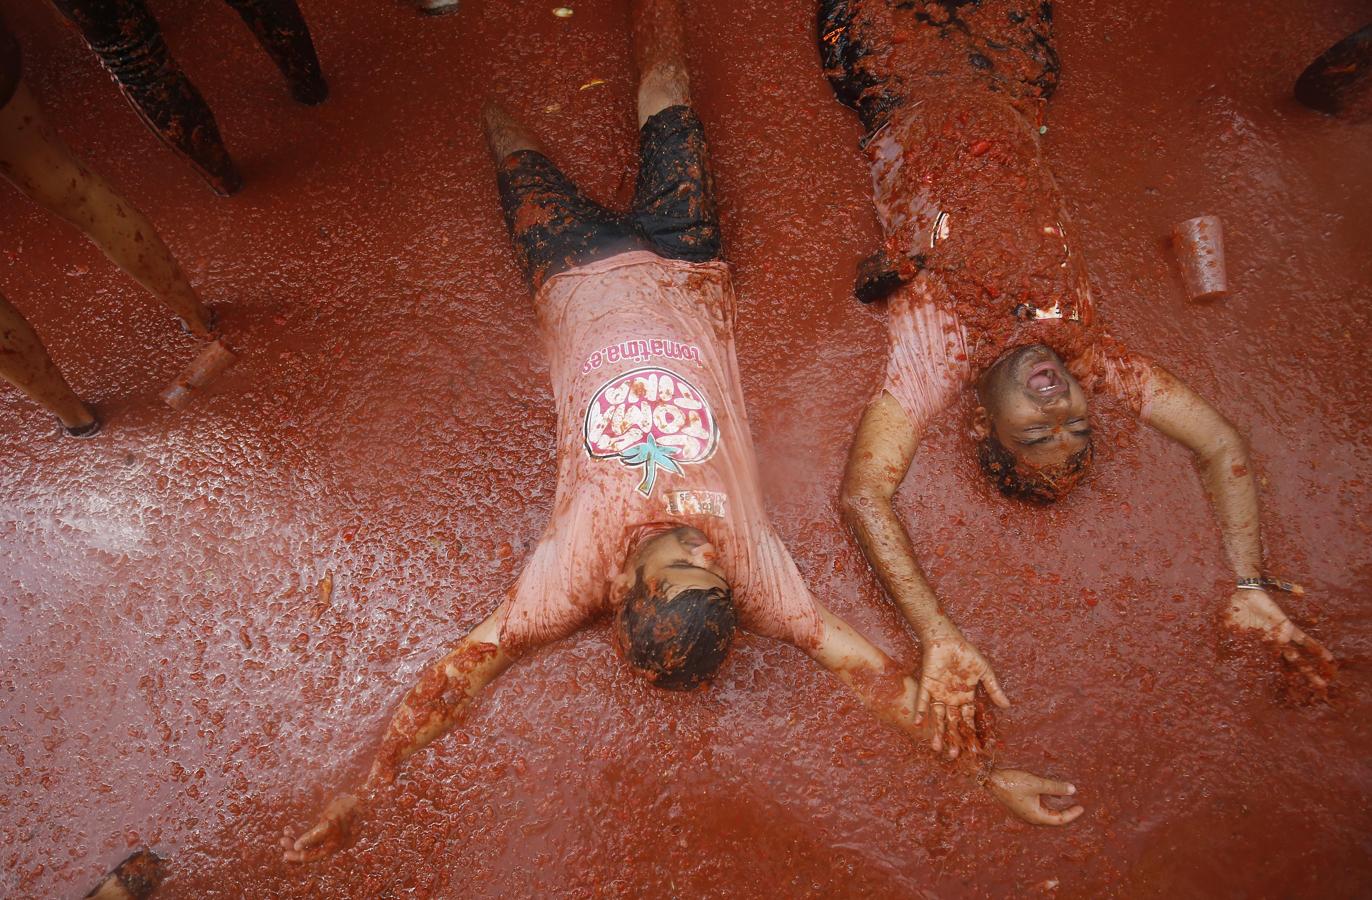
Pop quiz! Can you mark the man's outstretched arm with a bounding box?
[280,605,516,862]
[800,603,1082,826]
[841,391,1010,755]
[1142,368,1334,692]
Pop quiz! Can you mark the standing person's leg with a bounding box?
[1296,23,1372,119]
[631,0,691,126]
[0,289,99,435]
[627,0,721,263]
[50,0,242,196]
[483,102,646,292]
[0,83,217,338]
[219,0,329,105]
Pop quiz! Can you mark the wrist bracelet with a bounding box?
[1236,576,1305,596]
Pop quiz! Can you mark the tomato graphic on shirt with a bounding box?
[584,367,720,497]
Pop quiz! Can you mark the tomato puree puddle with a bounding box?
[1,0,1370,896]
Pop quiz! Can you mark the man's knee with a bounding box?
[638,63,690,120]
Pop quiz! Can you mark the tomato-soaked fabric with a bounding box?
[880,274,1160,434]
[631,105,722,263]
[819,0,1059,137]
[878,277,970,430]
[496,149,648,290]
[1067,337,1159,418]
[861,29,1159,424]
[0,14,20,109]
[496,250,823,654]
[867,91,1110,372]
[50,0,241,194]
[496,106,721,292]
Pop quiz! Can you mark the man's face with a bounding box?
[979,345,1092,468]
[630,526,729,597]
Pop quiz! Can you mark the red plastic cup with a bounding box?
[1172,215,1229,301]
[161,339,238,410]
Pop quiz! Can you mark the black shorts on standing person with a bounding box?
[495,104,722,292]
[50,0,328,196]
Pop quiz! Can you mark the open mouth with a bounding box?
[1025,361,1068,398]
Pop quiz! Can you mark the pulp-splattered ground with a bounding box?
[1,1,1369,896]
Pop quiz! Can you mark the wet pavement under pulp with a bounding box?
[1,0,1370,896]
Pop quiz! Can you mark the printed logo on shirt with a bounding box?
[580,337,704,375]
[584,366,719,497]
[664,490,727,519]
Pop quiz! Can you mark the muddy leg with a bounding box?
[481,101,546,162]
[0,290,98,434]
[220,0,329,105]
[50,0,242,196]
[626,0,724,263]
[0,83,216,338]
[631,0,691,125]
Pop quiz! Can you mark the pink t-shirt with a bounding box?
[866,101,1160,431]
[496,251,824,654]
[879,279,1160,435]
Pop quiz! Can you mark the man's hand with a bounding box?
[280,793,362,863]
[1225,589,1334,693]
[985,769,1084,826]
[914,629,1010,758]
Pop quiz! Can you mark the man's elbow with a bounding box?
[1202,419,1248,465]
[840,481,889,527]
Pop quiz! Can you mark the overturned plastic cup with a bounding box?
[162,339,238,410]
[1172,215,1229,301]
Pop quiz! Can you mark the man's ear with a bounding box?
[971,405,991,441]
[610,568,636,603]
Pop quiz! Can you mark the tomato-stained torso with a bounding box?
[868,85,1161,429]
[496,251,823,653]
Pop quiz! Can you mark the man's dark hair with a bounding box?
[613,571,737,691]
[976,431,1093,505]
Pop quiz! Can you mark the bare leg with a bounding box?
[0,83,216,338]
[220,0,329,105]
[631,0,692,125]
[50,0,243,196]
[0,289,98,434]
[481,101,546,162]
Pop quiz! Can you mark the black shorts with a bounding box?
[496,105,722,291]
[818,0,1060,134]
